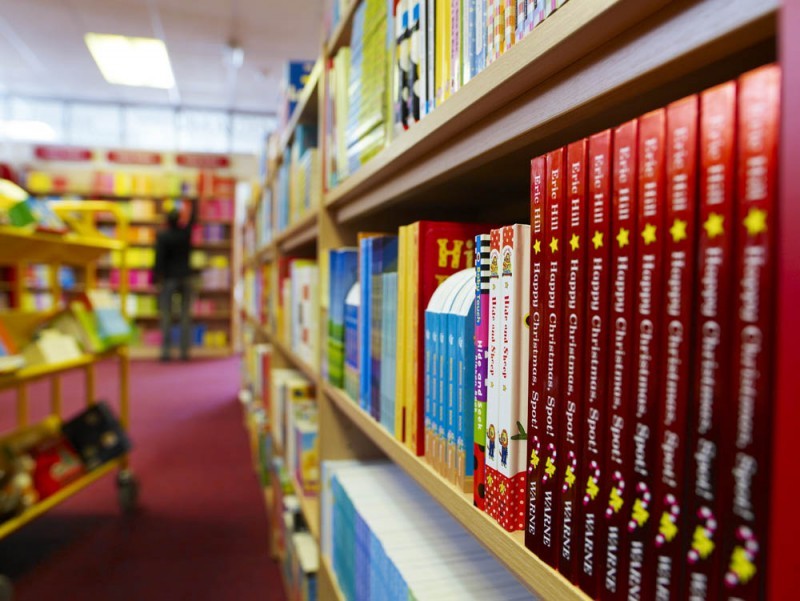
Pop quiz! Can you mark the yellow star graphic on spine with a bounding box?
[545,457,556,478]
[730,546,757,585]
[499,481,507,495]
[616,228,630,248]
[530,449,540,469]
[692,526,715,560]
[585,477,599,500]
[744,207,768,236]
[632,499,650,527]
[670,218,688,242]
[592,231,604,249]
[642,223,657,245]
[564,465,576,488]
[533,239,542,254]
[570,234,580,251]
[549,237,559,253]
[609,487,624,513]
[659,512,679,543]
[704,213,724,239]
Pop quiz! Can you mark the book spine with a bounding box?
[396,227,408,441]
[474,0,485,74]
[450,0,461,95]
[486,0,495,67]
[649,95,698,601]
[418,0,428,119]
[447,310,458,480]
[458,298,475,491]
[408,0,422,125]
[627,108,667,600]
[485,227,503,519]
[504,0,515,52]
[578,129,613,598]
[683,81,736,601]
[426,0,436,115]
[438,303,448,473]
[424,306,436,462]
[558,138,587,581]
[532,147,565,565]
[516,0,527,42]
[721,63,780,601]
[406,224,420,453]
[359,238,372,411]
[602,119,638,601]
[525,155,546,550]
[496,224,530,532]
[474,234,491,509]
[371,239,385,421]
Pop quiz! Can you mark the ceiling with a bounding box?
[0,0,325,114]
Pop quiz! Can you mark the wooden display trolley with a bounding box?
[0,201,138,601]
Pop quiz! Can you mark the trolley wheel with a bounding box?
[116,470,139,514]
[0,574,13,601]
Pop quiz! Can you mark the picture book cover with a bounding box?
[473,233,491,510]
[578,130,613,597]
[344,282,361,402]
[525,155,546,551]
[403,220,492,457]
[532,147,566,565]
[453,272,477,492]
[328,249,359,389]
[380,272,399,434]
[558,138,588,580]
[627,108,666,600]
[721,63,780,601]
[396,226,409,442]
[371,236,398,421]
[649,94,698,600]
[602,118,638,601]
[495,223,531,532]
[683,80,736,601]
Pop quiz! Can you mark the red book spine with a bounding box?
[627,108,667,600]
[525,156,547,552]
[650,95,699,600]
[578,130,612,598]
[557,139,588,581]
[683,80,737,601]
[601,119,638,600]
[720,63,780,600]
[532,147,565,566]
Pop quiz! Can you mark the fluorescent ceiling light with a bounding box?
[85,33,176,89]
[0,120,57,142]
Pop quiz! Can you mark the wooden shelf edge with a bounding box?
[323,383,590,601]
[325,0,359,57]
[278,59,323,157]
[275,212,319,253]
[320,555,346,601]
[267,333,320,384]
[0,348,121,391]
[0,457,125,540]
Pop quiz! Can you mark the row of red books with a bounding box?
[490,63,779,600]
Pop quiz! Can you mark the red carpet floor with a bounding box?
[0,357,286,601]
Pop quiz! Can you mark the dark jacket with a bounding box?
[154,201,196,281]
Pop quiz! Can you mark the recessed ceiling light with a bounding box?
[85,33,176,89]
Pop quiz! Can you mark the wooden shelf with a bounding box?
[196,241,232,250]
[128,346,233,360]
[0,349,121,391]
[324,0,777,223]
[275,212,318,254]
[320,556,346,601]
[293,476,320,541]
[0,457,125,540]
[278,59,323,158]
[323,383,589,601]
[325,0,359,57]
[0,227,123,266]
[268,333,319,384]
[135,312,231,321]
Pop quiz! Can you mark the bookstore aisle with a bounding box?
[0,358,285,601]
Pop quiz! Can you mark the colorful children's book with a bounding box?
[558,139,587,579]
[626,108,666,600]
[473,233,491,509]
[683,80,736,601]
[452,271,477,492]
[649,94,698,600]
[720,63,780,601]
[601,119,638,601]
[371,236,398,421]
[344,283,361,401]
[380,272,399,434]
[399,220,492,457]
[396,226,409,440]
[484,228,504,519]
[328,248,359,389]
[495,223,530,532]
[577,130,613,598]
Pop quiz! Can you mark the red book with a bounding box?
[720,63,780,601]
[532,147,565,566]
[403,221,494,456]
[525,155,547,551]
[601,119,638,600]
[557,139,588,580]
[577,130,613,598]
[626,108,667,600]
[650,95,699,600]
[683,80,737,601]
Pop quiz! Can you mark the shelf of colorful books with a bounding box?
[135,312,231,322]
[0,456,125,540]
[128,346,232,360]
[0,349,122,391]
[325,0,359,57]
[275,212,319,254]
[323,383,590,601]
[279,58,323,158]
[320,556,346,601]
[324,0,776,224]
[0,227,124,266]
[292,475,321,541]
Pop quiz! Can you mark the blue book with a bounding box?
[328,248,358,388]
[344,282,361,401]
[359,237,373,410]
[474,0,486,75]
[380,273,398,434]
[371,236,397,421]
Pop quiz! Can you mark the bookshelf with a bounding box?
[239,1,795,599]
